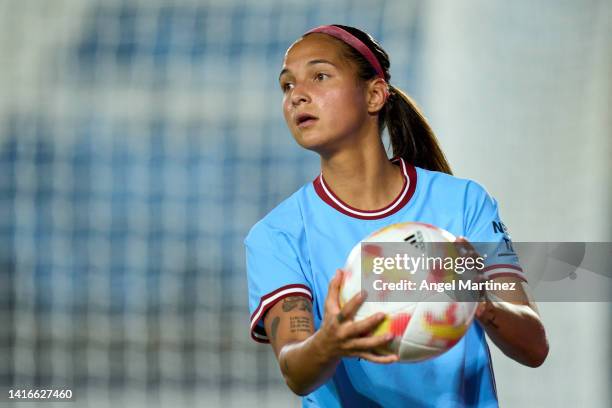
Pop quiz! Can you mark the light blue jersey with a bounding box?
[245,158,524,407]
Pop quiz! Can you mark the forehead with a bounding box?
[281,34,346,71]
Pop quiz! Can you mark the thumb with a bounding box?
[475,301,487,318]
[326,269,343,311]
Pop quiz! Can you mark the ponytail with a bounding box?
[385,85,452,175]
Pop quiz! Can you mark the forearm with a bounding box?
[265,274,395,396]
[278,329,340,396]
[477,301,548,367]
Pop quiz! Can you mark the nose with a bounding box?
[290,83,310,107]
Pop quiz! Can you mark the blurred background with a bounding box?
[0,0,610,407]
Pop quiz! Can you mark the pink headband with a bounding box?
[305,25,385,80]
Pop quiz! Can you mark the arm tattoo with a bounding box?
[289,316,312,334]
[282,296,312,313]
[485,314,499,330]
[270,317,280,343]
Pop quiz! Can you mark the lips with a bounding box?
[295,113,318,128]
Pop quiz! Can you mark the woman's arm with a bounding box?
[455,237,549,366]
[476,276,549,367]
[263,296,337,396]
[263,270,397,396]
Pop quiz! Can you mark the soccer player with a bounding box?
[245,25,548,407]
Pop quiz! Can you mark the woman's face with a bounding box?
[279,34,370,154]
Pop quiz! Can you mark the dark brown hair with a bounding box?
[306,24,452,174]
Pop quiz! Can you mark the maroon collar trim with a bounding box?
[313,158,417,220]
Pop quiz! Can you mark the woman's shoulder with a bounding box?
[245,184,310,245]
[415,166,492,199]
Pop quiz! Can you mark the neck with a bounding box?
[319,140,404,211]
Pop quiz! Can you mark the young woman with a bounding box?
[245,25,548,407]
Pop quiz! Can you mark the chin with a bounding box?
[292,129,344,154]
[295,136,337,155]
[293,131,323,149]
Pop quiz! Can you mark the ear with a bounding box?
[366,78,389,114]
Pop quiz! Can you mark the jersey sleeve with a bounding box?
[244,221,313,343]
[463,181,526,282]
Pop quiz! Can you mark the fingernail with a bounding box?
[360,290,368,300]
[377,313,386,320]
[385,334,394,340]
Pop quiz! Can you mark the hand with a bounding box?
[454,236,490,316]
[455,237,504,324]
[315,269,399,364]
[454,235,487,289]
[454,236,482,271]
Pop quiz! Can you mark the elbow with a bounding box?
[521,312,549,368]
[279,355,312,397]
[522,334,549,368]
[284,377,311,397]
[527,341,549,367]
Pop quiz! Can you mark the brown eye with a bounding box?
[314,72,329,81]
[281,82,294,92]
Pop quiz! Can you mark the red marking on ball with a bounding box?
[445,303,458,325]
[363,244,383,257]
[425,303,459,326]
[446,337,461,348]
[390,313,411,337]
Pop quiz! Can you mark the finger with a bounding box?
[343,333,394,351]
[454,237,479,258]
[355,352,399,364]
[342,312,386,337]
[325,269,342,311]
[454,238,483,280]
[339,290,367,322]
[475,301,487,318]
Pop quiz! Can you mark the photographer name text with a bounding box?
[372,279,516,293]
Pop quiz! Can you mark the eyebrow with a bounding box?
[278,59,337,81]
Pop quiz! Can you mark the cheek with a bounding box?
[320,87,366,121]
[282,98,301,139]
[282,98,292,123]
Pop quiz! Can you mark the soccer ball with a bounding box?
[340,222,477,362]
